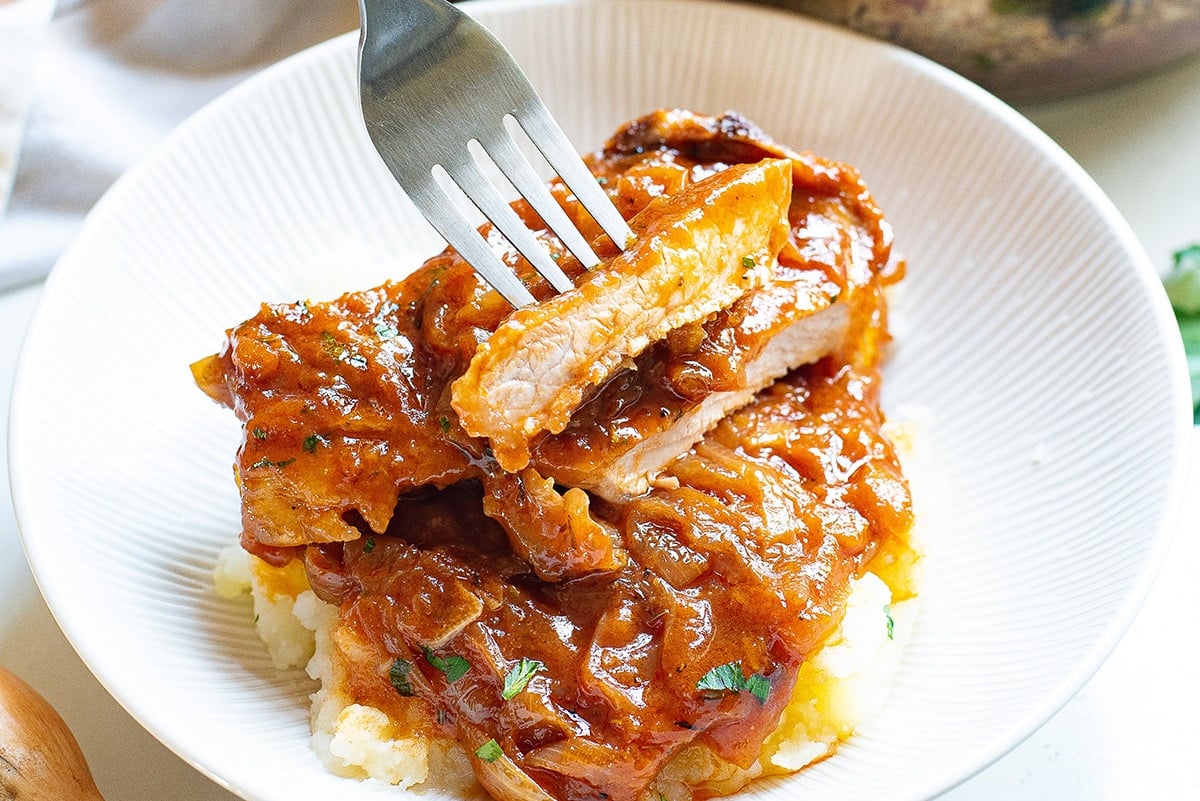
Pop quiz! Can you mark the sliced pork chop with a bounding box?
[545,302,852,500]
[450,157,793,472]
[195,110,902,554]
[521,109,900,500]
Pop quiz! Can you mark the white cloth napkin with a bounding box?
[0,0,54,219]
[0,0,358,292]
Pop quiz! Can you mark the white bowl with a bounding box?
[10,1,1191,800]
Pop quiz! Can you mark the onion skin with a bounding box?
[0,666,104,801]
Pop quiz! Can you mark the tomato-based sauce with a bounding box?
[193,110,913,801]
[301,357,909,801]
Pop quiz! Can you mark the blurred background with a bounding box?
[761,0,1200,103]
[6,0,1200,288]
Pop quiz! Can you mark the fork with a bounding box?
[357,0,635,308]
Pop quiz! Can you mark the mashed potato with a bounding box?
[214,403,929,800]
[215,522,923,801]
[203,104,922,801]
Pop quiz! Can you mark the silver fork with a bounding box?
[357,0,635,308]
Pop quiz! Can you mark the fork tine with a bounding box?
[443,155,574,294]
[407,178,537,308]
[514,104,635,251]
[480,126,603,271]
[358,0,629,306]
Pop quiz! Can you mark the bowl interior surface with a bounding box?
[10,2,1189,801]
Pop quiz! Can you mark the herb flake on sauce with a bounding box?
[422,646,470,683]
[474,739,503,762]
[501,657,544,700]
[696,661,771,704]
[389,658,415,696]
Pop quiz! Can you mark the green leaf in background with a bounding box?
[1166,245,1200,423]
[1165,245,1200,314]
[1177,314,1200,424]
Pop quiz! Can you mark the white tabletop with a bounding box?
[3,51,1199,801]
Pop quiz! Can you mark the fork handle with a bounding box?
[358,0,448,87]
[359,0,528,114]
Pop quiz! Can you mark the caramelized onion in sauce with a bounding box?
[194,110,913,801]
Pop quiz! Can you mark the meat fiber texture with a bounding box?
[199,109,921,801]
[192,109,903,552]
[213,538,921,801]
[451,158,793,472]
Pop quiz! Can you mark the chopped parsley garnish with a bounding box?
[321,331,367,370]
[373,302,400,339]
[744,673,771,704]
[696,661,771,705]
[422,646,470,683]
[474,739,503,762]
[248,456,295,470]
[425,265,448,291]
[389,658,414,696]
[501,657,545,700]
[363,537,376,554]
[438,415,451,434]
[696,662,747,694]
[320,331,345,360]
[252,426,268,440]
[884,604,895,640]
[302,434,323,453]
[741,255,756,269]
[1165,244,1200,422]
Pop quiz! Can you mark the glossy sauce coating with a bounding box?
[451,158,794,472]
[193,110,901,552]
[304,357,910,801]
[193,110,913,801]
